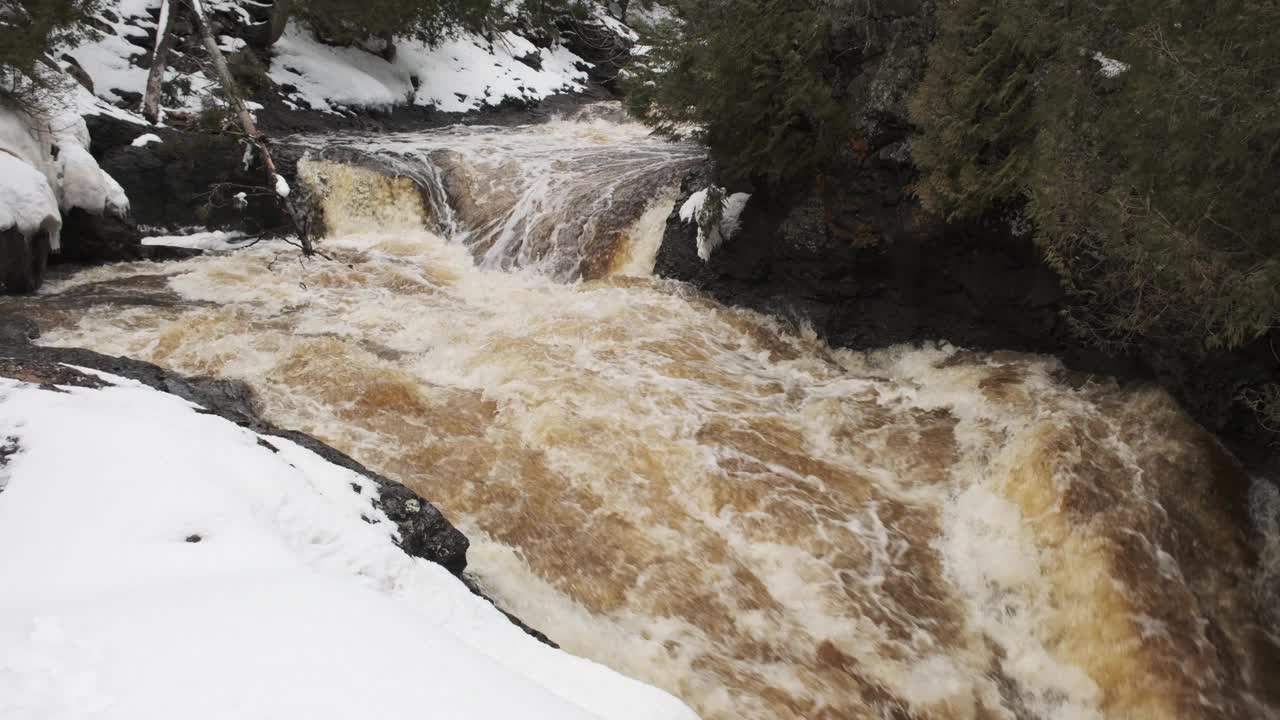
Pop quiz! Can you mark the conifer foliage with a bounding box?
[911,0,1280,351]
[0,0,101,105]
[624,0,848,189]
[290,0,580,46]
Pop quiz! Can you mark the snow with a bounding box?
[1092,51,1130,78]
[269,22,590,114]
[130,133,162,147]
[63,0,593,116]
[0,109,62,246]
[57,144,130,218]
[0,155,62,247]
[1,103,130,248]
[45,110,131,219]
[64,0,216,115]
[403,32,590,113]
[0,368,699,720]
[141,229,250,251]
[274,174,291,198]
[267,24,410,110]
[678,188,751,261]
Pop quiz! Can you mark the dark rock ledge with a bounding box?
[0,315,553,646]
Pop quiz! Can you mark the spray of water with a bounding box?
[290,104,702,281]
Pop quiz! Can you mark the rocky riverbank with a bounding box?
[655,168,1280,484]
[644,0,1278,483]
[0,313,559,644]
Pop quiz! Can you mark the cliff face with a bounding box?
[653,0,1280,478]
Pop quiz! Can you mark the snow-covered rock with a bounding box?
[0,360,698,720]
[1,103,130,252]
[679,187,750,261]
[0,157,61,248]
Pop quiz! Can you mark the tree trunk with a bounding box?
[187,0,311,255]
[142,0,178,124]
[268,0,291,46]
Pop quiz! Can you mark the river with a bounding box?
[4,104,1278,720]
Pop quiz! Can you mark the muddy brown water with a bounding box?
[4,105,1277,720]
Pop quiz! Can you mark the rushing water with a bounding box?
[292,103,702,281]
[5,105,1279,720]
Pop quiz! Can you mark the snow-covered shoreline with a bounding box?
[0,356,697,719]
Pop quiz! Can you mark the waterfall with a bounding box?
[291,104,703,281]
[6,103,1277,720]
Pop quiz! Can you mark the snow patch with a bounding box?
[1092,51,1130,78]
[141,230,250,251]
[130,133,162,147]
[0,155,62,246]
[1,103,130,248]
[679,188,750,261]
[65,0,216,115]
[269,22,589,114]
[0,369,698,720]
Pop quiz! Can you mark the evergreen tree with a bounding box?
[0,0,100,107]
[624,0,848,189]
[287,0,581,47]
[911,0,1280,351]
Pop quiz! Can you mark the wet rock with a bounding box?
[0,357,111,390]
[58,207,140,262]
[656,167,1280,479]
[651,0,1279,479]
[85,114,298,238]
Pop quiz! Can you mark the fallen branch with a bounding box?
[187,0,313,255]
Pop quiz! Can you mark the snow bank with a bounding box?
[1,103,130,249]
[0,156,61,245]
[270,22,590,113]
[0,368,698,720]
[268,24,410,110]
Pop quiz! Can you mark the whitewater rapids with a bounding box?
[5,107,1277,720]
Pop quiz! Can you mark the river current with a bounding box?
[5,105,1278,720]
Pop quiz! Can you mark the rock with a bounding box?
[85,114,298,237]
[58,207,140,262]
[0,316,468,575]
[557,15,633,93]
[516,50,543,71]
[655,165,1280,479]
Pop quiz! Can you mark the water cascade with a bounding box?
[6,105,1277,720]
